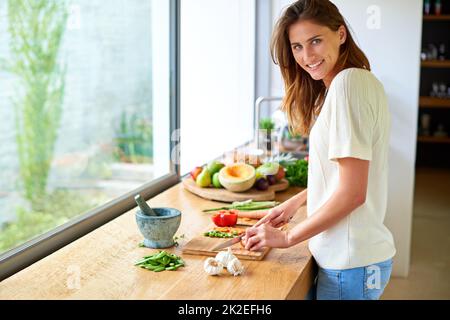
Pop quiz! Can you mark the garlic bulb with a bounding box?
[215,247,236,267]
[227,257,245,276]
[203,257,223,276]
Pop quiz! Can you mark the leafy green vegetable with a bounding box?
[285,159,308,187]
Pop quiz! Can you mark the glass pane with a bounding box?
[180,0,256,174]
[0,0,171,254]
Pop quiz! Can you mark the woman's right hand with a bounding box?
[253,203,296,229]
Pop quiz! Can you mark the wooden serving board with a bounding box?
[182,221,270,261]
[182,178,289,202]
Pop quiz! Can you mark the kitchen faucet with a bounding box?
[254,96,283,149]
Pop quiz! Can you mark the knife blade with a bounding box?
[212,234,245,251]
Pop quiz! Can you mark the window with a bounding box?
[180,0,256,174]
[0,0,173,256]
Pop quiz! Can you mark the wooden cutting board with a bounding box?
[182,219,271,261]
[182,177,289,203]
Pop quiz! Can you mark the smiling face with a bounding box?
[288,19,346,87]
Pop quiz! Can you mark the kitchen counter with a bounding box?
[0,181,316,299]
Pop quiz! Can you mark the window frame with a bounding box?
[0,0,181,282]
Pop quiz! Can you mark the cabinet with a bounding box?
[416,3,450,168]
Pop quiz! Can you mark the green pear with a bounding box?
[207,160,225,176]
[196,167,211,187]
[212,172,222,188]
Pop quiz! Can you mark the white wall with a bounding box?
[271,0,423,277]
[180,0,255,174]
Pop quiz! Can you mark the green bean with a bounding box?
[135,251,185,272]
[144,265,159,271]
[134,257,153,266]
[161,256,171,266]
[148,251,166,261]
[202,200,279,212]
[153,266,165,272]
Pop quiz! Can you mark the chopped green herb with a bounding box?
[173,234,185,247]
[204,230,239,238]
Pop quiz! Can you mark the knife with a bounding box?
[212,234,245,251]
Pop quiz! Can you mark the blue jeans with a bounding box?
[310,258,393,300]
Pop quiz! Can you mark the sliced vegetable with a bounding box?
[204,229,241,238]
[211,209,238,227]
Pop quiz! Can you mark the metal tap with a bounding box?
[254,96,283,148]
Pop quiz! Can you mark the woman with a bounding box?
[243,0,396,300]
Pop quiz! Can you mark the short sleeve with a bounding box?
[327,69,376,162]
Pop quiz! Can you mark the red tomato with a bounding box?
[211,210,238,227]
[275,166,285,181]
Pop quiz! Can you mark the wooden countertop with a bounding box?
[0,181,316,300]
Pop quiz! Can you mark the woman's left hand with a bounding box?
[243,223,290,251]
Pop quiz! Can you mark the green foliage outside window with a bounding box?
[0,1,154,253]
[2,0,68,210]
[0,1,96,253]
[0,190,103,252]
[114,111,154,164]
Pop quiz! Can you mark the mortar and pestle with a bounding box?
[134,194,181,248]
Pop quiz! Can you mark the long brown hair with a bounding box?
[271,0,370,135]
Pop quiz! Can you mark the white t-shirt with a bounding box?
[307,67,396,270]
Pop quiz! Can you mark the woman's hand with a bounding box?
[242,188,306,251]
[253,203,296,229]
[243,223,290,251]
